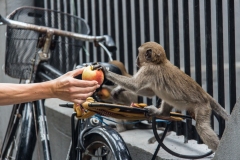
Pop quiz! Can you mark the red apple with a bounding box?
[82,65,104,85]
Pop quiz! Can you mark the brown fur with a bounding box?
[109,60,131,77]
[103,41,229,151]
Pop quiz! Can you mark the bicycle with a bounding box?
[0,6,127,160]
[0,6,214,160]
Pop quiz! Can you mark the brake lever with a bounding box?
[103,35,117,52]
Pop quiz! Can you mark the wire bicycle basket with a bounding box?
[4,6,90,79]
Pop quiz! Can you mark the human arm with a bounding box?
[0,68,100,106]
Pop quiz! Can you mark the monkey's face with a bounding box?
[136,42,167,67]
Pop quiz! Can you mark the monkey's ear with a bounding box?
[145,49,152,61]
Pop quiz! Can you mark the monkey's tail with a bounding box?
[210,98,229,121]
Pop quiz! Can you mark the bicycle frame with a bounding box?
[0,100,51,160]
[36,99,52,160]
[0,103,32,159]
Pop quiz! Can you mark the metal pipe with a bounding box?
[37,72,53,81]
[204,0,214,143]
[172,0,182,137]
[0,14,105,42]
[36,100,52,160]
[38,62,63,78]
[216,0,225,137]
[194,0,202,86]
[182,0,193,142]
[163,0,170,59]
[228,0,236,112]
[193,0,202,144]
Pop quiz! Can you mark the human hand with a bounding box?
[49,68,100,104]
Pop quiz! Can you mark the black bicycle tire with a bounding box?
[152,117,213,159]
[1,102,37,160]
[82,128,132,160]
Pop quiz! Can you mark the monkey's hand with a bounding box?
[101,65,109,76]
[146,105,162,116]
[146,105,169,117]
[111,85,126,100]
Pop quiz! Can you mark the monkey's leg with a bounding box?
[159,101,173,116]
[195,106,219,152]
[147,101,173,143]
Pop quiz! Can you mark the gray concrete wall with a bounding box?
[213,97,240,160]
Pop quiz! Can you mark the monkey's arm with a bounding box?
[104,67,155,97]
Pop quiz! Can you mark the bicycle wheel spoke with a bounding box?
[85,141,111,159]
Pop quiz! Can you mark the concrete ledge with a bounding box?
[43,98,214,160]
[213,97,240,160]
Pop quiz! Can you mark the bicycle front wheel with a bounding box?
[81,126,132,160]
[83,135,116,160]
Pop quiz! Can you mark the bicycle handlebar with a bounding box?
[0,14,117,61]
[0,14,105,42]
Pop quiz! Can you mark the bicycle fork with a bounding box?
[35,100,52,160]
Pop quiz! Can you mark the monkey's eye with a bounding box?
[145,49,152,61]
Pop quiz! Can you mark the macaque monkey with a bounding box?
[102,41,229,151]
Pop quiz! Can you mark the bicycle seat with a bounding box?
[75,62,122,85]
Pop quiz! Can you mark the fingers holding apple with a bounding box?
[82,65,105,85]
